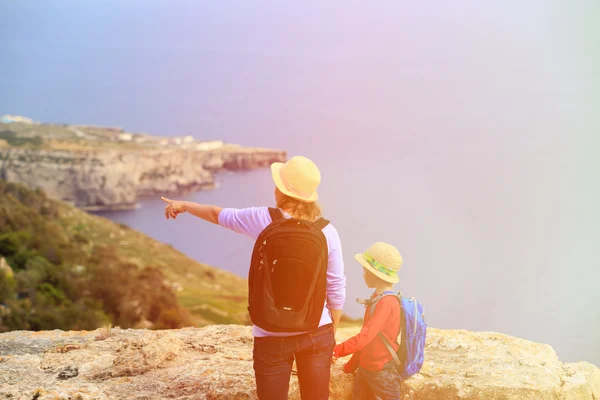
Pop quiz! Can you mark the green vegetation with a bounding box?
[0,131,44,148]
[0,122,144,152]
[0,181,249,332]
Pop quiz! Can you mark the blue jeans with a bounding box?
[353,362,402,400]
[253,324,335,400]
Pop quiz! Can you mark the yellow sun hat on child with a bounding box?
[355,242,403,284]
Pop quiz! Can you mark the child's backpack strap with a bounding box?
[370,291,403,367]
[368,291,401,318]
[378,332,402,367]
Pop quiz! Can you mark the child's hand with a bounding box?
[342,362,355,374]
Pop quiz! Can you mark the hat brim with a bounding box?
[355,253,399,284]
[271,162,319,203]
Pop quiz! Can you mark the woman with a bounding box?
[161,155,346,399]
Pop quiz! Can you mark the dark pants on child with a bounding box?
[352,361,402,400]
[253,324,335,400]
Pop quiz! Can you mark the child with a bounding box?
[333,242,404,399]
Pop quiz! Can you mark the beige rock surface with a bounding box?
[0,325,598,400]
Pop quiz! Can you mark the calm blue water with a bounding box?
[1,1,599,365]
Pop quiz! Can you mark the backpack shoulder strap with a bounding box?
[373,292,403,367]
[369,292,401,318]
[313,217,330,230]
[268,207,283,222]
[378,332,402,366]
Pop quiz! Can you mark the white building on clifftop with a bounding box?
[196,140,224,151]
[1,115,36,124]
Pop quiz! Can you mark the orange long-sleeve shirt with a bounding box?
[334,293,401,372]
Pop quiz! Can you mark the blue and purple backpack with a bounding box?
[368,291,427,379]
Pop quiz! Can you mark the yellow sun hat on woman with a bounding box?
[271,156,321,203]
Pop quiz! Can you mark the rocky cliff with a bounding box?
[0,120,286,210]
[1,325,598,400]
[0,147,285,211]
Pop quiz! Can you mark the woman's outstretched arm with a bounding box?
[161,197,222,224]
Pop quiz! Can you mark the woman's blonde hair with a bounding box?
[276,192,322,221]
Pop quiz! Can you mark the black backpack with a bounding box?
[247,207,330,332]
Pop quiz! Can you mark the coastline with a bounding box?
[0,119,286,211]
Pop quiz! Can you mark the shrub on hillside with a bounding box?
[87,247,191,329]
[0,181,191,332]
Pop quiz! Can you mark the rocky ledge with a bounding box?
[0,326,598,400]
[0,147,285,211]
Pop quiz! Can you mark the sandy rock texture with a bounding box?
[1,325,598,400]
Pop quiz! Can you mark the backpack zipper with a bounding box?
[271,259,277,273]
[258,240,267,270]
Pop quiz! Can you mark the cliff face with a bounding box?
[0,325,598,400]
[0,147,285,211]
